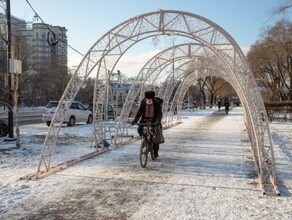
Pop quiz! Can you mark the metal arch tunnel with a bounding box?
[118,43,237,126]
[117,44,222,124]
[117,43,265,178]
[36,10,278,195]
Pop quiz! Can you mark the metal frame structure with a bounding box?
[35,10,278,195]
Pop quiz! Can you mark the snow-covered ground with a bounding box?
[0,107,291,219]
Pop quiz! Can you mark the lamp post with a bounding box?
[6,0,14,138]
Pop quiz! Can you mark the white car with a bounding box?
[42,101,93,127]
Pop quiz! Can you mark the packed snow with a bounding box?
[0,107,291,219]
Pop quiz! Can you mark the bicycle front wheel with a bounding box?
[140,139,148,168]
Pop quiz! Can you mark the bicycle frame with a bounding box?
[141,121,154,140]
[137,121,156,167]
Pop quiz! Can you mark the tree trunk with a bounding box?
[13,74,20,148]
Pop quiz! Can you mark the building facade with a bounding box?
[0,13,68,106]
[20,23,67,71]
[0,13,67,73]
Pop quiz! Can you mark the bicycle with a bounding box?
[136,121,157,168]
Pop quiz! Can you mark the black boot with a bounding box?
[153,143,159,158]
[154,152,159,158]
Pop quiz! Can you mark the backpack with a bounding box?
[154,97,163,108]
[153,125,165,144]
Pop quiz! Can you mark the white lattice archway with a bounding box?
[33,10,278,195]
[118,43,240,128]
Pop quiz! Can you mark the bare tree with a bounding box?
[272,0,292,17]
[247,19,292,101]
[0,50,8,107]
[25,61,70,106]
[203,76,231,107]
[0,1,8,109]
[75,77,95,104]
[197,77,208,108]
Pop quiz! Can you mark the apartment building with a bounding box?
[0,13,67,72]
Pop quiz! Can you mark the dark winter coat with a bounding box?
[133,97,163,124]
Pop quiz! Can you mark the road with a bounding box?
[0,112,43,126]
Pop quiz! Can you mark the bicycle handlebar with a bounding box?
[132,122,159,126]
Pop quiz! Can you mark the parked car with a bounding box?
[88,103,115,120]
[0,119,9,137]
[182,100,196,109]
[42,101,93,127]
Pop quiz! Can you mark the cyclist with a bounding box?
[131,91,163,158]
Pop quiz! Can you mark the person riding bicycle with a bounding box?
[131,90,163,158]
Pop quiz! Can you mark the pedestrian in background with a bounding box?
[218,100,221,111]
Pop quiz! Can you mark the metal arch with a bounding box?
[38,10,242,168]
[116,41,244,125]
[128,45,270,191]
[116,40,277,194]
[37,10,277,194]
[157,59,229,126]
[159,56,262,168]
[118,43,207,121]
[116,44,223,133]
[113,44,205,145]
[115,54,224,129]
[119,46,207,126]
[116,43,235,127]
[160,57,229,122]
[168,60,261,184]
[162,61,228,126]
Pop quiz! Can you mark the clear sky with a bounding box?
[8,0,289,74]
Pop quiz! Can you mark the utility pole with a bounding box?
[6,0,14,138]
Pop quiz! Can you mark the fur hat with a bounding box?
[145,91,155,99]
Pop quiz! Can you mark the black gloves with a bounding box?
[131,121,136,125]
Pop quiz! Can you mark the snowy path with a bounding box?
[1,108,291,219]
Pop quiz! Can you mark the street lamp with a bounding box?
[6,0,14,139]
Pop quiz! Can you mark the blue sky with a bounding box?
[9,0,287,74]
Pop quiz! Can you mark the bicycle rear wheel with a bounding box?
[140,140,148,168]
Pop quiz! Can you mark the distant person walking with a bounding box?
[218,100,221,111]
[224,99,230,114]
